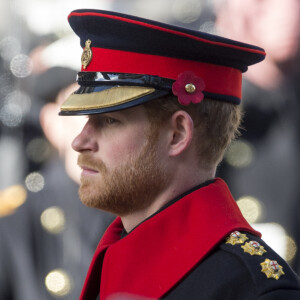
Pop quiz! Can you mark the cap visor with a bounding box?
[60,86,157,115]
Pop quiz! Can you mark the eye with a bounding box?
[105,117,118,125]
[89,115,119,128]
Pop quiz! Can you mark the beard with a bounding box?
[77,130,168,216]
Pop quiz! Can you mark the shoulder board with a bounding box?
[220,231,300,296]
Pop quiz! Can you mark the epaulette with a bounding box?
[220,231,300,296]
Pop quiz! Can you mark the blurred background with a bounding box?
[0,0,299,299]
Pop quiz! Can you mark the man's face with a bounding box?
[72,105,168,216]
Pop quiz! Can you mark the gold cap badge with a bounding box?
[241,241,267,256]
[81,39,92,69]
[226,231,248,245]
[261,259,285,280]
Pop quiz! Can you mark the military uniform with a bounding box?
[76,179,300,299]
[59,8,300,300]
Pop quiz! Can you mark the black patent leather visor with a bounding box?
[59,72,173,115]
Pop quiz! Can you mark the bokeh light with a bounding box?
[25,172,45,192]
[0,90,31,128]
[26,138,52,163]
[0,72,14,96]
[0,102,23,127]
[254,224,297,262]
[285,236,297,263]
[0,36,21,61]
[172,0,203,23]
[0,185,27,217]
[237,195,263,223]
[5,90,31,115]
[10,54,33,78]
[253,223,286,259]
[40,206,65,234]
[225,140,255,168]
[45,269,72,297]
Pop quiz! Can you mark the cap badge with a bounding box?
[261,259,285,280]
[81,39,92,69]
[226,231,248,245]
[241,241,267,256]
[172,71,205,106]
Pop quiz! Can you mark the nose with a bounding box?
[72,120,98,153]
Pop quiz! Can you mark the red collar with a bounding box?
[80,178,260,299]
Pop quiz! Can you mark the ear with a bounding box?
[40,102,65,151]
[168,110,194,157]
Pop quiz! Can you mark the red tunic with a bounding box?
[79,178,260,299]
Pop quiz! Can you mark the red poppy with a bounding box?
[172,71,205,106]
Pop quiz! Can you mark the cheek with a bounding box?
[101,132,148,168]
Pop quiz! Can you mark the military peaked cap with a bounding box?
[60,9,266,115]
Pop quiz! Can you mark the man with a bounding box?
[60,9,300,299]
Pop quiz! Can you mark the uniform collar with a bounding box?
[121,179,215,238]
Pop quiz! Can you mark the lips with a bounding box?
[78,154,107,175]
[80,165,99,175]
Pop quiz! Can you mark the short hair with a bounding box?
[144,95,242,169]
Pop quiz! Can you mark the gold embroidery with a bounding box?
[61,86,155,112]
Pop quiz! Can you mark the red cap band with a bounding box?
[83,47,242,99]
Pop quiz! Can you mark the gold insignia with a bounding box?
[226,231,248,245]
[81,39,92,69]
[61,86,155,112]
[261,259,285,280]
[241,241,267,256]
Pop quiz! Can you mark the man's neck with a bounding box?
[120,169,215,232]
